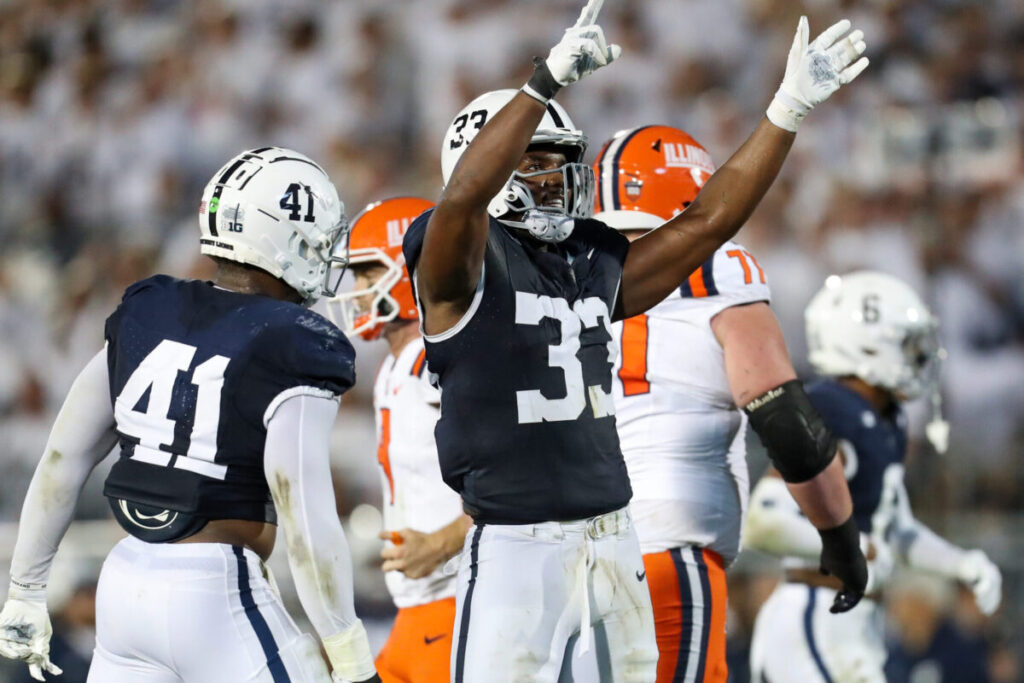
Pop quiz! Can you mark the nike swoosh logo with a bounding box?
[636,570,646,582]
[424,634,446,645]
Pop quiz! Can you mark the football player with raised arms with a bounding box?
[0,148,380,682]
[403,0,871,679]
[589,124,835,682]
[746,272,1003,682]
[327,197,471,683]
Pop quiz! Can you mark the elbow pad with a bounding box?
[744,380,836,484]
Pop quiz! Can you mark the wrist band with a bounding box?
[522,57,561,104]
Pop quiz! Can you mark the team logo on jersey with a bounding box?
[663,143,715,175]
[118,499,178,530]
[386,218,412,247]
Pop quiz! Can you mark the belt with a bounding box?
[785,568,882,602]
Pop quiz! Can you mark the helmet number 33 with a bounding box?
[448,109,489,150]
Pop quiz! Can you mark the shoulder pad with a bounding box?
[677,241,771,305]
[254,307,356,396]
[120,274,178,303]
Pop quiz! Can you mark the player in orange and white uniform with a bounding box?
[592,126,844,683]
[327,197,471,683]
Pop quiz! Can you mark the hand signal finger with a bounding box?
[381,558,406,573]
[838,57,869,85]
[377,530,405,545]
[573,0,605,28]
[829,29,866,67]
[812,18,852,50]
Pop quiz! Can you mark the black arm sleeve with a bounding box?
[744,380,837,483]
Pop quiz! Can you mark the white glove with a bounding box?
[958,549,1002,616]
[522,0,621,103]
[323,620,378,683]
[0,585,62,681]
[766,16,869,132]
[864,537,895,595]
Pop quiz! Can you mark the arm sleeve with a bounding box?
[889,474,967,577]
[744,476,823,560]
[264,391,359,638]
[9,349,118,588]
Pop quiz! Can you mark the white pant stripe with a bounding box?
[682,547,706,683]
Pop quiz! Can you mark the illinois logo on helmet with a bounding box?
[592,125,715,230]
[325,197,433,340]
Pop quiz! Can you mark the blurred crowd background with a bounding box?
[0,0,1022,681]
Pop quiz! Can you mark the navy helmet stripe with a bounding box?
[233,546,291,683]
[208,157,248,237]
[454,524,485,682]
[545,103,565,128]
[804,587,834,683]
[693,548,712,683]
[671,548,693,681]
[609,126,654,211]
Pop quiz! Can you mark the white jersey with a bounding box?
[611,241,771,564]
[373,337,464,608]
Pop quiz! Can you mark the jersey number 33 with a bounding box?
[515,292,616,424]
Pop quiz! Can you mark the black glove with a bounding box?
[817,515,867,613]
[355,676,382,683]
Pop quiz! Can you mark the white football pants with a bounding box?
[450,507,658,683]
[750,583,886,683]
[88,536,331,682]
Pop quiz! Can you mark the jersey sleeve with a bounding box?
[665,241,772,319]
[247,311,357,426]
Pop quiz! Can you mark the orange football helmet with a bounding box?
[326,196,433,340]
[592,125,715,229]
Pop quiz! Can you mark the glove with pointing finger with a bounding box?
[522,0,621,103]
[767,16,869,132]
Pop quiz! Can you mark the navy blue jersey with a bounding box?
[806,379,907,534]
[103,275,355,524]
[404,212,633,524]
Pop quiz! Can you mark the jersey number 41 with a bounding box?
[114,339,231,480]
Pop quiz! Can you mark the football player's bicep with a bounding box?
[712,302,796,407]
[417,202,488,308]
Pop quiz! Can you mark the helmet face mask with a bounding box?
[330,253,404,341]
[199,147,349,305]
[324,197,433,340]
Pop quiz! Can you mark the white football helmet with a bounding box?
[440,89,594,242]
[199,147,349,305]
[806,271,941,399]
[806,271,950,451]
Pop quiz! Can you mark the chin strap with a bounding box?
[502,210,576,243]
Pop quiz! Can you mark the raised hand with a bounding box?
[522,0,622,103]
[767,16,869,132]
